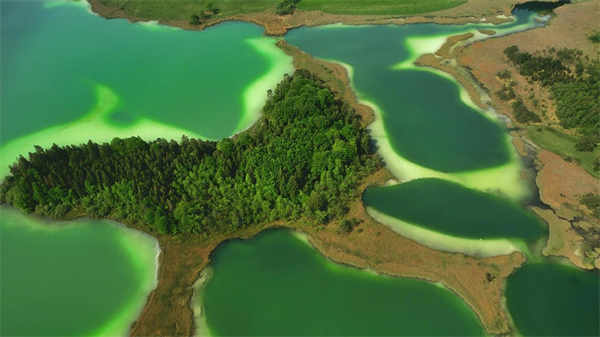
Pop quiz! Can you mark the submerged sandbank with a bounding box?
[366,207,524,257]
[0,84,202,179]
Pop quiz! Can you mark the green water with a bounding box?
[0,0,292,177]
[3,2,598,336]
[284,9,599,337]
[506,262,599,336]
[200,229,484,336]
[363,178,546,242]
[0,208,158,336]
[285,10,541,174]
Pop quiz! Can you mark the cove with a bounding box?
[0,208,159,336]
[198,229,484,336]
[363,178,546,243]
[285,8,545,197]
[506,262,599,336]
[0,0,292,177]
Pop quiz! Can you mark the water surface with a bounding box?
[285,10,541,175]
[200,229,484,336]
[506,262,599,336]
[0,208,158,336]
[1,0,292,177]
[363,178,546,242]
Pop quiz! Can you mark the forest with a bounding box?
[0,71,381,235]
[503,46,599,151]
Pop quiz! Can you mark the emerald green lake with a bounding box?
[506,262,599,336]
[285,10,541,174]
[1,0,291,177]
[200,229,484,336]
[0,208,158,336]
[2,1,598,337]
[363,178,546,242]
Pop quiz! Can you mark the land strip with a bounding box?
[124,43,532,336]
[414,0,600,268]
[87,0,555,35]
[125,169,525,336]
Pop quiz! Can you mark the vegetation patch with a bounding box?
[0,71,380,235]
[504,46,599,154]
[97,0,467,20]
[526,126,600,177]
[580,193,600,218]
[296,0,467,15]
[276,0,301,15]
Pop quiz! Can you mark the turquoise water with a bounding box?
[0,208,158,336]
[284,8,599,337]
[200,229,484,336]
[285,9,541,174]
[0,0,292,177]
[2,2,598,337]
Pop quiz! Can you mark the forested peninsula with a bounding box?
[0,71,380,235]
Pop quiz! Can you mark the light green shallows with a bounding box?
[0,208,159,336]
[1,0,292,178]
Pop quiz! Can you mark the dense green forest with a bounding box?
[503,46,599,151]
[0,71,381,235]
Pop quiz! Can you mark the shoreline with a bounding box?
[421,0,599,269]
[86,0,546,36]
[5,43,531,335]
[7,1,595,336]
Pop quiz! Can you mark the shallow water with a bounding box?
[1,0,292,177]
[199,229,484,336]
[0,208,159,336]
[2,2,598,337]
[363,178,546,242]
[285,10,541,175]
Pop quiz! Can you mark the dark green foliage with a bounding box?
[504,45,572,86]
[497,69,511,80]
[190,14,202,25]
[276,0,301,15]
[190,3,220,24]
[512,99,540,123]
[580,193,600,218]
[496,85,516,101]
[575,134,600,152]
[339,218,361,233]
[504,46,599,150]
[588,32,600,44]
[0,71,380,236]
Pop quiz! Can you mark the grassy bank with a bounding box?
[97,0,467,21]
[526,126,600,178]
[296,0,467,15]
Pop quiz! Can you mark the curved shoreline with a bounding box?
[6,2,591,336]
[87,0,551,36]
